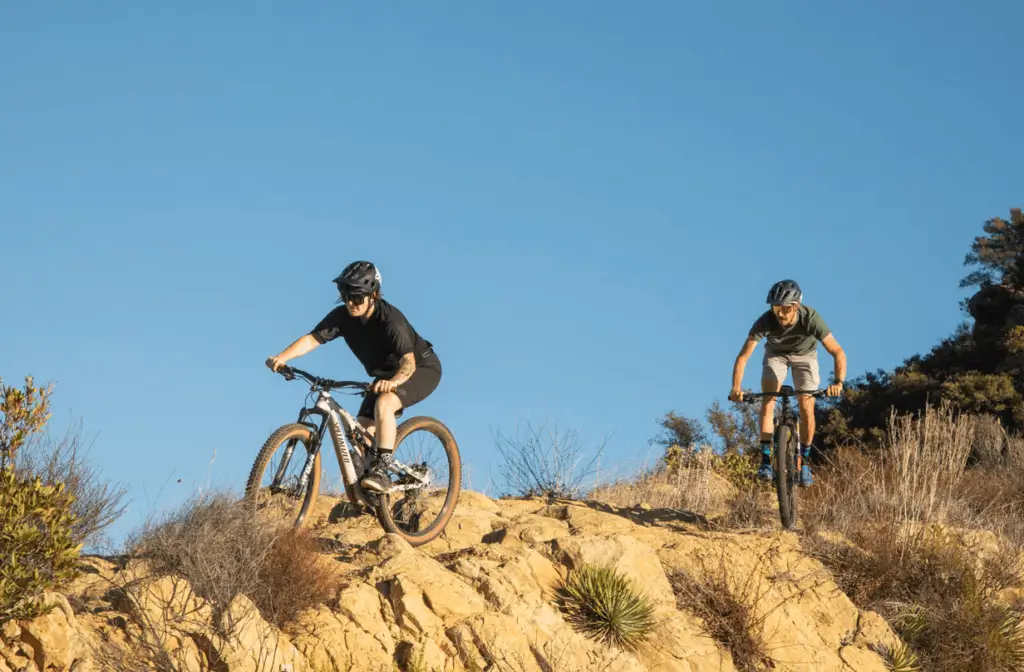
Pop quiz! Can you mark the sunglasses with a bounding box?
[340,290,369,305]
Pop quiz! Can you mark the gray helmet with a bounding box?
[334,261,381,298]
[766,279,802,305]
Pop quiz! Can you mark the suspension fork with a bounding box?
[271,407,328,490]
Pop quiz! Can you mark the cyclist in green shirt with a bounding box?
[728,280,846,485]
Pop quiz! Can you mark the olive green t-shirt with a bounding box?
[748,304,831,356]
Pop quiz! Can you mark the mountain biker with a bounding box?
[265,261,441,494]
[728,279,846,486]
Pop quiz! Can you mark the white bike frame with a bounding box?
[283,389,429,505]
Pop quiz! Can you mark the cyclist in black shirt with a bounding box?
[266,261,442,493]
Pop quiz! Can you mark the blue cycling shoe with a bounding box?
[757,463,774,481]
[799,464,813,487]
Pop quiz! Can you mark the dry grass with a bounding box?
[718,480,776,530]
[668,562,769,672]
[588,447,716,514]
[801,403,1024,671]
[126,489,338,628]
[666,542,828,672]
[16,419,128,552]
[587,447,778,529]
[494,421,604,500]
[803,402,976,553]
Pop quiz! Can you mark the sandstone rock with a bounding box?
[17,592,84,671]
[494,497,546,517]
[421,502,507,555]
[117,575,213,630]
[1,623,20,643]
[368,538,488,628]
[490,512,571,546]
[444,545,561,613]
[399,638,461,672]
[5,490,926,672]
[288,603,395,672]
[658,534,895,671]
[541,502,638,536]
[336,582,395,657]
[632,611,736,671]
[211,594,308,672]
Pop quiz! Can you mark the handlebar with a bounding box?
[274,365,370,393]
[737,388,831,403]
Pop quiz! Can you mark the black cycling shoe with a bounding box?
[360,452,394,493]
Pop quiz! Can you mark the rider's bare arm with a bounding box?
[268,334,321,369]
[821,333,846,385]
[731,338,759,394]
[389,353,417,387]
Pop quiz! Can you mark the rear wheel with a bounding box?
[774,423,797,530]
[244,423,321,528]
[375,416,461,547]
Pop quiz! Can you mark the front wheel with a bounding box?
[244,423,321,528]
[375,416,461,547]
[774,423,798,530]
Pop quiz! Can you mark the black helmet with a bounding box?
[766,279,802,305]
[334,261,381,298]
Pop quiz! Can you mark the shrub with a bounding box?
[16,420,128,552]
[0,375,53,467]
[0,468,81,621]
[127,490,337,628]
[553,563,658,651]
[494,422,604,500]
[0,374,82,622]
[668,542,832,672]
[667,559,769,672]
[587,447,716,514]
[800,403,1024,672]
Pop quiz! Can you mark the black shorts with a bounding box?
[358,359,442,420]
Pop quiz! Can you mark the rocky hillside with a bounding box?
[0,490,906,672]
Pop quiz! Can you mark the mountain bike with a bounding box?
[244,365,462,547]
[739,385,827,530]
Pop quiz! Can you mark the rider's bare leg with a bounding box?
[357,416,376,437]
[757,369,783,479]
[374,393,402,452]
[797,394,816,446]
[359,393,404,493]
[759,379,781,442]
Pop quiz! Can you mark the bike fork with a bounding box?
[273,416,328,497]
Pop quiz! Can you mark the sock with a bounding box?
[372,448,394,471]
[759,442,772,465]
[800,443,812,458]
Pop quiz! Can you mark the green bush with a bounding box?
[554,563,658,651]
[0,467,81,622]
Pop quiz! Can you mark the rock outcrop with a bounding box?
[1,492,902,671]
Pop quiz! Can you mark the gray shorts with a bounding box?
[762,351,820,392]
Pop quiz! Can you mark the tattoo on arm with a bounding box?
[390,354,417,386]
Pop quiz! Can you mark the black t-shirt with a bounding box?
[309,299,436,378]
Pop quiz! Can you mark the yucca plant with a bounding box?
[874,642,921,672]
[981,603,1024,670]
[553,563,658,651]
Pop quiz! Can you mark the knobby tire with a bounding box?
[774,423,797,530]
[375,415,462,547]
[245,423,321,528]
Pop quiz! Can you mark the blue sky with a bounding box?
[1,2,1020,548]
